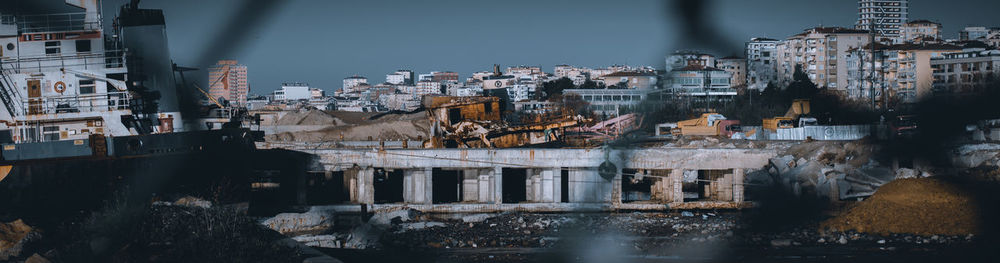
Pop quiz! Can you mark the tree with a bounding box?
[539,77,575,100]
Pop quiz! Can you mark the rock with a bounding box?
[25,253,50,263]
[837,236,849,245]
[877,239,886,244]
[0,219,38,261]
[262,208,336,234]
[398,222,446,232]
[461,214,494,223]
[293,235,342,248]
[770,239,793,247]
[369,209,417,226]
[895,168,919,179]
[681,211,695,217]
[173,196,212,208]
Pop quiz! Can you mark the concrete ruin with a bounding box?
[259,145,779,212]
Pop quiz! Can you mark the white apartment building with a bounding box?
[386,73,406,85]
[343,75,368,92]
[273,82,312,101]
[746,38,780,90]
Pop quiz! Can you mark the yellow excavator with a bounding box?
[763,99,817,131]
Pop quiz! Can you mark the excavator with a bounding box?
[763,99,818,131]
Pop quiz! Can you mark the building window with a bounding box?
[79,79,96,94]
[45,41,60,55]
[75,40,91,53]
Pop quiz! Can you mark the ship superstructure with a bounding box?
[0,0,260,162]
[0,0,141,143]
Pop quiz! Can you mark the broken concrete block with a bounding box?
[262,209,336,234]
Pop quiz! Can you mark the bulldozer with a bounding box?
[763,99,818,131]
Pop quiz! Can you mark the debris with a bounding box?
[837,236,848,245]
[461,214,495,223]
[0,219,38,261]
[770,239,793,247]
[681,211,695,217]
[262,209,336,234]
[173,196,212,208]
[369,208,417,226]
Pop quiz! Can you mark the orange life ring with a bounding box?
[54,81,66,93]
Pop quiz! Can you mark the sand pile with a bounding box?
[821,178,981,236]
[275,110,346,126]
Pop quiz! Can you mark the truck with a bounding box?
[669,113,741,137]
[763,99,818,131]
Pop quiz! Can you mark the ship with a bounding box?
[0,0,265,221]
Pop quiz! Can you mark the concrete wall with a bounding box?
[284,147,774,211]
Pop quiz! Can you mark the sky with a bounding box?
[7,0,1000,95]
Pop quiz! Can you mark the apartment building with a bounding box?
[775,27,870,92]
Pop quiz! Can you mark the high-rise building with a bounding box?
[856,0,908,43]
[208,60,249,106]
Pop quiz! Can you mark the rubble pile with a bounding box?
[821,178,981,236]
[757,140,899,200]
[0,219,38,261]
[268,110,429,142]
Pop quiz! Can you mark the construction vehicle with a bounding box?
[763,99,818,131]
[668,113,741,137]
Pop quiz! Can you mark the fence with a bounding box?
[743,125,881,141]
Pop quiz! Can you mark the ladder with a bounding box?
[0,63,21,117]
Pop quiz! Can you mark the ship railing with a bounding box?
[21,91,131,116]
[1,49,126,73]
[12,12,101,34]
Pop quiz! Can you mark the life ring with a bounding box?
[53,81,66,93]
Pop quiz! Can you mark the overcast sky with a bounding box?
[7,0,1000,95]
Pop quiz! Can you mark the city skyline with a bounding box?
[11,0,999,94]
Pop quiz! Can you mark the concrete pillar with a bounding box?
[347,169,358,203]
[403,169,417,203]
[532,173,542,202]
[423,167,433,205]
[552,168,562,203]
[403,169,431,204]
[541,169,554,203]
[357,167,374,204]
[733,168,745,203]
[670,169,684,203]
[462,169,479,202]
[478,169,491,203]
[525,169,535,202]
[492,167,503,204]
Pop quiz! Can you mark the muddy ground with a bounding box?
[303,209,998,263]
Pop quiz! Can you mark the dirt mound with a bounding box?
[275,110,345,126]
[821,178,981,236]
